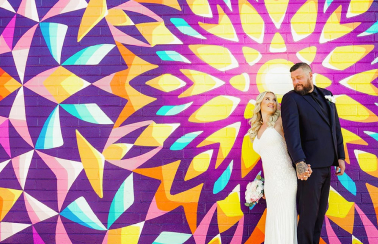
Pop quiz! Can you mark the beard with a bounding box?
[294,79,313,95]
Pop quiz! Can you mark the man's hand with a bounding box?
[296,162,311,180]
[336,159,345,176]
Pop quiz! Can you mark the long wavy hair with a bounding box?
[248,91,281,141]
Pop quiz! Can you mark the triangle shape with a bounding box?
[0,222,31,242]
[56,216,72,244]
[17,0,39,22]
[0,0,15,12]
[0,187,23,221]
[35,106,63,149]
[11,150,34,189]
[0,159,11,173]
[32,226,45,244]
[24,192,58,224]
[0,14,16,50]
[42,0,88,21]
[24,67,59,103]
[40,22,68,64]
[0,119,11,157]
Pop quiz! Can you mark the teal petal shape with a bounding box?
[213,161,233,194]
[337,171,356,196]
[61,197,107,231]
[156,102,193,116]
[156,51,191,63]
[40,22,68,64]
[60,104,113,124]
[170,131,202,151]
[358,21,378,37]
[35,106,63,149]
[365,131,378,141]
[170,18,206,39]
[107,173,134,229]
[324,0,334,12]
[372,57,378,65]
[62,44,115,65]
[152,232,192,244]
[223,0,232,11]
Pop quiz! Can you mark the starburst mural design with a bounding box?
[0,0,377,243]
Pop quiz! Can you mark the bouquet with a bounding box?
[245,174,264,208]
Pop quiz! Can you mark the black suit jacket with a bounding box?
[281,86,345,168]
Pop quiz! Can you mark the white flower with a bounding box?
[324,95,336,103]
[245,178,264,205]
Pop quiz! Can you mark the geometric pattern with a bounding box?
[0,0,378,243]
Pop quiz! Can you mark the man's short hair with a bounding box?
[290,63,312,73]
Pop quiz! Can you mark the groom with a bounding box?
[281,63,346,244]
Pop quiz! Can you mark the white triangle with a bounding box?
[61,0,88,14]
[24,192,58,224]
[12,150,34,189]
[9,87,26,121]
[17,0,39,22]
[0,222,31,241]
[12,49,29,84]
[0,0,15,13]
[0,159,11,173]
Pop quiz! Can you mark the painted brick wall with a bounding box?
[0,0,377,243]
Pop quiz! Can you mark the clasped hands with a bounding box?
[296,162,312,181]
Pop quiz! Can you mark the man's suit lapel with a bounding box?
[302,91,330,125]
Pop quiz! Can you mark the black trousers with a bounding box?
[297,167,331,244]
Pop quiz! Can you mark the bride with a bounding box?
[248,91,312,244]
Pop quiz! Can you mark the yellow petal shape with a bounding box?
[352,235,363,244]
[189,95,240,123]
[355,150,378,178]
[186,0,212,18]
[146,74,186,92]
[103,143,133,161]
[313,73,332,89]
[189,45,238,71]
[290,0,318,42]
[78,0,107,42]
[326,187,355,234]
[208,234,221,244]
[135,22,182,47]
[217,186,243,233]
[270,32,286,52]
[0,71,21,101]
[341,128,368,164]
[242,47,262,66]
[44,66,90,103]
[296,46,317,64]
[229,73,250,92]
[243,99,256,119]
[106,222,144,244]
[199,5,238,42]
[239,0,264,43]
[241,133,260,178]
[76,130,105,198]
[105,9,134,26]
[335,95,378,122]
[134,0,181,11]
[322,45,374,70]
[256,59,294,101]
[366,183,378,227]
[347,0,373,18]
[134,122,179,147]
[184,150,213,181]
[197,122,240,169]
[178,69,225,98]
[320,6,360,44]
[340,69,378,96]
[0,188,22,221]
[265,0,289,29]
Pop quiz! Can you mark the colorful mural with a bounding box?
[0,0,377,243]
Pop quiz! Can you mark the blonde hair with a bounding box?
[248,91,281,141]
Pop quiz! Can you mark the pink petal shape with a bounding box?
[9,88,34,147]
[104,120,153,149]
[101,231,108,244]
[146,196,169,221]
[1,14,16,49]
[23,192,58,224]
[107,23,150,47]
[12,24,38,83]
[0,35,12,55]
[11,150,34,189]
[42,0,87,21]
[193,203,217,244]
[355,205,378,242]
[92,73,116,95]
[24,67,59,103]
[107,147,162,171]
[325,216,342,244]
[230,216,244,244]
[17,0,39,22]
[36,151,83,211]
[56,216,72,244]
[0,119,11,157]
[32,227,45,244]
[116,0,163,22]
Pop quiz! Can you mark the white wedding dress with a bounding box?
[253,127,298,244]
